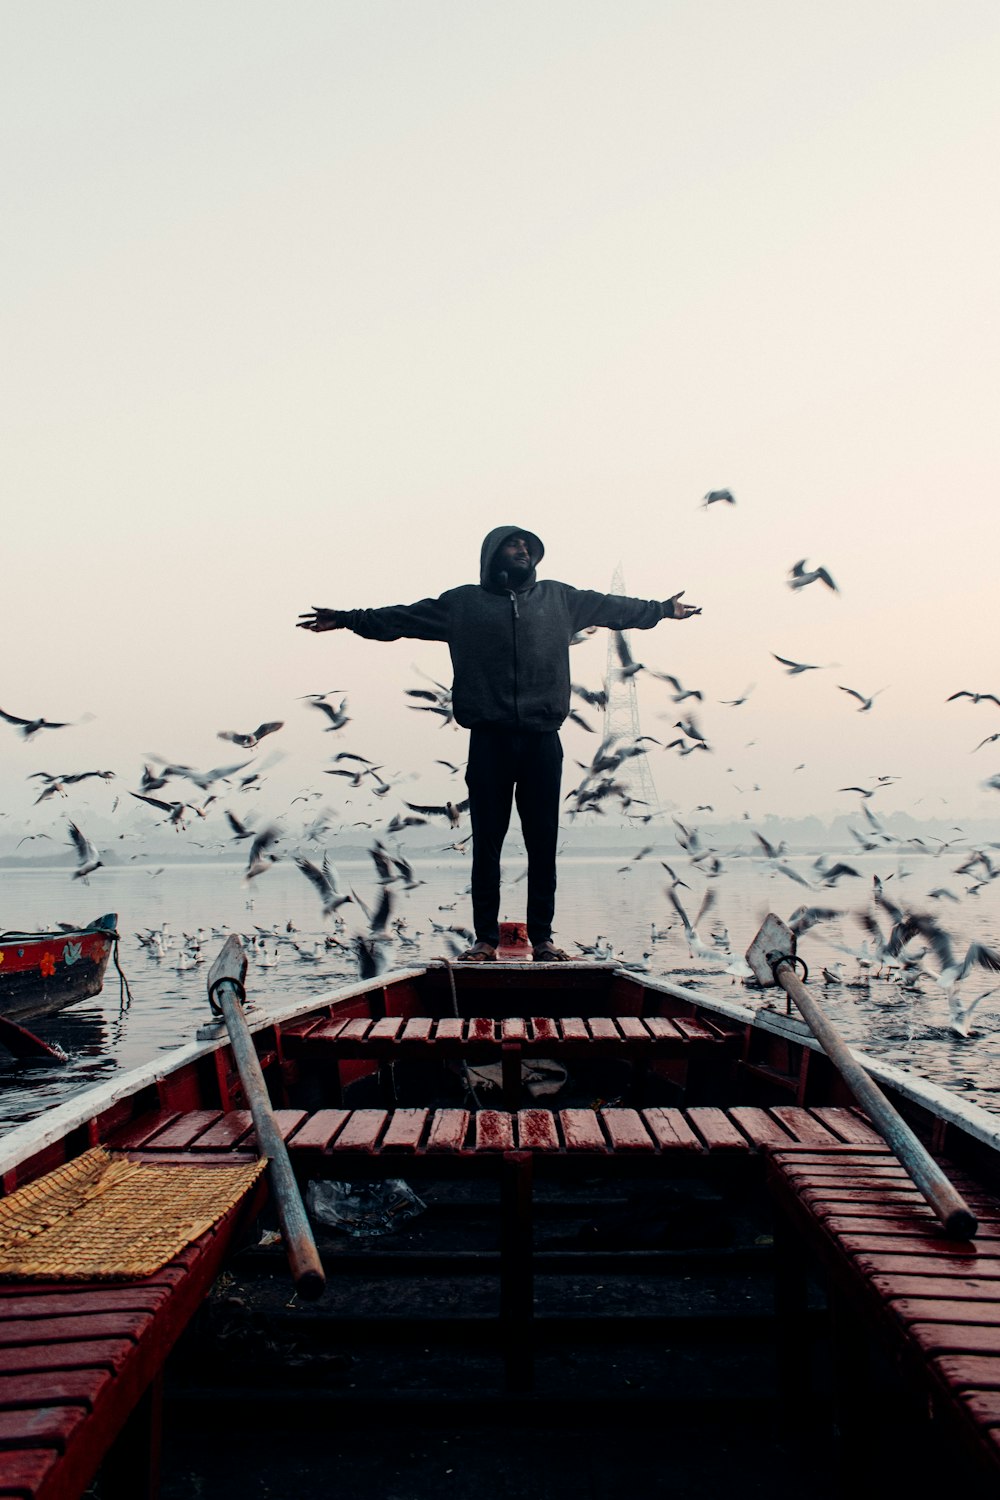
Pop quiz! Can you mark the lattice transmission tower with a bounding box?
[603,563,660,817]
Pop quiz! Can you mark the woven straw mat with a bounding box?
[0,1147,267,1279]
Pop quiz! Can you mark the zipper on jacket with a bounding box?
[508,590,520,725]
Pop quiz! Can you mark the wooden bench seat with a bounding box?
[113,1103,883,1165]
[281,1010,728,1057]
[0,1176,265,1499]
[767,1146,1000,1479]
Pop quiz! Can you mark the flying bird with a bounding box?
[701,489,735,507]
[720,684,755,707]
[217,721,284,748]
[838,685,886,713]
[772,654,820,675]
[0,707,72,738]
[245,824,282,879]
[404,798,470,829]
[788,560,838,592]
[294,853,353,916]
[947,691,1000,707]
[307,696,351,732]
[68,820,102,879]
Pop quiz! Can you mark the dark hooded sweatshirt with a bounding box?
[330,526,669,733]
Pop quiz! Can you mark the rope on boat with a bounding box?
[109,932,135,1011]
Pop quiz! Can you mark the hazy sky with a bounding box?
[3,1,999,840]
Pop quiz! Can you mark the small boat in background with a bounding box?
[0,913,118,1025]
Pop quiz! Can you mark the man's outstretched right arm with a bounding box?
[296,598,449,641]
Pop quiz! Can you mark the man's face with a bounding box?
[496,534,532,583]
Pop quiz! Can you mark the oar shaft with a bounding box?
[775,961,977,1239]
[210,968,325,1299]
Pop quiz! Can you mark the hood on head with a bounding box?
[479,526,545,590]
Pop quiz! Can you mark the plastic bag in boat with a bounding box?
[306,1178,425,1238]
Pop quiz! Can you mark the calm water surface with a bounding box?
[2,851,999,1132]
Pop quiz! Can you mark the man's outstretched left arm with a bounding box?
[568,587,702,633]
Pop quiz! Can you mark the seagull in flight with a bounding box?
[701,489,735,507]
[68,820,102,879]
[788,560,838,592]
[404,798,470,829]
[294,853,353,916]
[217,721,284,749]
[772,654,820,675]
[972,733,1000,752]
[306,696,351,732]
[0,707,72,738]
[948,691,1000,706]
[838,685,886,713]
[720,684,755,707]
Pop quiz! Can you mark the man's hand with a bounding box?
[296,607,342,633]
[663,591,702,620]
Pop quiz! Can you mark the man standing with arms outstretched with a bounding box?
[298,526,700,961]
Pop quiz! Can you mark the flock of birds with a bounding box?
[3,494,1000,1044]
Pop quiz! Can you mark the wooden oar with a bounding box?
[746,914,978,1240]
[0,1013,68,1063]
[206,936,325,1299]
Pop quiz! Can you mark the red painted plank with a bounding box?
[469,1017,496,1043]
[0,1313,151,1348]
[685,1107,752,1152]
[189,1111,253,1150]
[381,1110,429,1151]
[475,1112,514,1151]
[671,1017,719,1042]
[501,1018,527,1042]
[964,1390,1000,1423]
[0,1371,111,1411]
[823,1217,1000,1239]
[841,1235,995,1257]
[769,1108,841,1146]
[560,1110,607,1152]
[516,1111,559,1151]
[727,1108,798,1149]
[0,1291,166,1318]
[330,1110,387,1152]
[560,1019,589,1042]
[141,1111,223,1150]
[106,1110,181,1150]
[891,1299,1000,1325]
[0,1448,59,1494]
[934,1355,1000,1390]
[426,1110,469,1152]
[306,1017,353,1042]
[641,1108,704,1152]
[643,1016,683,1040]
[286,1110,349,1151]
[249,1109,308,1146]
[367,1016,404,1042]
[873,1276,1000,1300]
[529,1017,559,1043]
[856,1255,1000,1278]
[910,1323,1000,1356]
[338,1018,374,1043]
[809,1107,884,1145]
[0,1405,87,1450]
[434,1018,465,1042]
[0,1340,135,1375]
[401,1017,433,1042]
[601,1110,654,1150]
[587,1018,620,1042]
[617,1017,651,1041]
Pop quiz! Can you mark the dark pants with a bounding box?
[465,727,563,948]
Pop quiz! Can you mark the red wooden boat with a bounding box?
[0,914,118,1025]
[0,919,998,1499]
